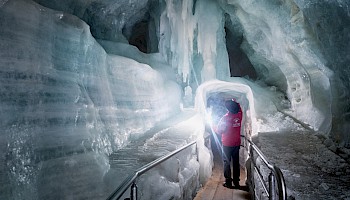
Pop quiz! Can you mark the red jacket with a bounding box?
[216,111,242,147]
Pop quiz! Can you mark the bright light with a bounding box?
[205,109,213,127]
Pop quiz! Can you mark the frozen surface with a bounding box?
[32,0,150,43]
[218,0,350,143]
[29,0,350,141]
[195,79,306,137]
[219,0,333,135]
[0,0,181,199]
[105,109,212,199]
[161,0,350,142]
[256,132,350,199]
[1,0,350,199]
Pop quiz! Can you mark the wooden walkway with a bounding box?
[193,148,251,200]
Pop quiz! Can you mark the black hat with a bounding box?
[225,99,239,113]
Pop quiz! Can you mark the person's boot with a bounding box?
[223,179,233,188]
[233,181,240,189]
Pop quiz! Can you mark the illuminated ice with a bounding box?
[1,0,350,199]
[0,0,181,199]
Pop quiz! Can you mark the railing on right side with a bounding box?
[241,135,287,200]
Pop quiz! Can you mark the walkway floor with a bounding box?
[193,146,251,200]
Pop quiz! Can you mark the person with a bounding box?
[216,99,242,189]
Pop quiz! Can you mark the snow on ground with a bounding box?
[105,109,212,200]
[256,131,350,200]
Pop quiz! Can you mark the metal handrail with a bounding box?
[241,135,287,200]
[106,133,286,200]
[106,139,199,200]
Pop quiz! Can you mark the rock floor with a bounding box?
[256,131,350,200]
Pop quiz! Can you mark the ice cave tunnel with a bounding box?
[0,0,349,199]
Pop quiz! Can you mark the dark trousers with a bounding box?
[222,145,240,184]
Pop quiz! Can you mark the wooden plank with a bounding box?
[194,154,251,200]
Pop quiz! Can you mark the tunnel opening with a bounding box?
[125,12,158,54]
[128,20,148,53]
[128,20,149,53]
[224,14,257,80]
[205,91,251,167]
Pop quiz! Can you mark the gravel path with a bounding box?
[256,131,350,200]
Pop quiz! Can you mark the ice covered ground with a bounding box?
[104,109,212,200]
[256,131,350,200]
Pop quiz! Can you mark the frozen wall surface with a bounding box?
[1,0,350,199]
[161,0,350,143]
[195,79,306,136]
[0,0,181,199]
[218,0,332,134]
[218,0,350,142]
[30,0,350,143]
[32,0,151,43]
[291,0,350,143]
[159,0,230,86]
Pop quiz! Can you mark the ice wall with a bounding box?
[0,0,180,199]
[30,0,229,85]
[2,0,350,198]
[292,0,350,144]
[159,0,230,89]
[32,0,151,43]
[195,79,306,136]
[169,0,347,143]
[163,0,345,137]
[218,0,339,136]
[30,0,350,142]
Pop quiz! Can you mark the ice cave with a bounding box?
[0,0,349,199]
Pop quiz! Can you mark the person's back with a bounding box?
[219,111,242,147]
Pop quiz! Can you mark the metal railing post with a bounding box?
[196,143,199,162]
[108,134,287,200]
[268,172,275,200]
[107,138,203,200]
[241,135,287,200]
[130,182,137,200]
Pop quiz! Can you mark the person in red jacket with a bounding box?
[216,99,242,189]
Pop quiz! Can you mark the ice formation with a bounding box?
[1,0,349,199]
[0,0,181,199]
